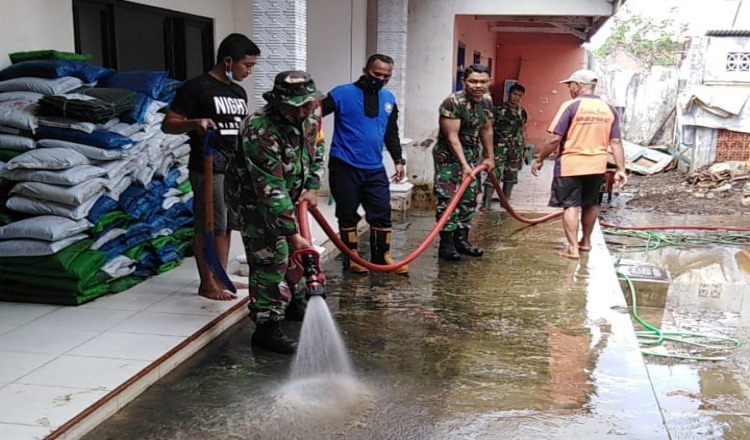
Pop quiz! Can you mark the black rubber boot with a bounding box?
[340,226,368,274]
[251,321,298,354]
[438,231,461,261]
[371,228,409,274]
[284,300,306,322]
[453,228,484,257]
[502,182,515,200]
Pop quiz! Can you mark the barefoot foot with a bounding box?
[559,248,580,259]
[200,289,238,301]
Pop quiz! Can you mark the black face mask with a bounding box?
[281,114,304,125]
[366,75,388,91]
[275,102,304,125]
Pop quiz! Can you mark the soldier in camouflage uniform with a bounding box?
[484,83,528,207]
[433,64,495,262]
[225,71,325,354]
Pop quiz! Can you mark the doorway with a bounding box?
[455,42,465,92]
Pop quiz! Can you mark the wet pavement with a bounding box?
[82,211,668,440]
[600,213,750,440]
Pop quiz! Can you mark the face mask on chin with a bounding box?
[366,75,388,91]
[225,59,235,83]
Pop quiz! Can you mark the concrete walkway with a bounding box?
[0,164,667,440]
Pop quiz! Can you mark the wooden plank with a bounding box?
[488,25,585,39]
[550,22,587,40]
[475,15,593,25]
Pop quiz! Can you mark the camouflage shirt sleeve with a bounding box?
[304,114,326,191]
[243,122,299,236]
[439,94,460,119]
[482,96,494,121]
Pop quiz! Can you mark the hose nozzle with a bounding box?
[293,249,326,299]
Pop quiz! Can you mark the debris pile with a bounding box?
[682,161,750,203]
[686,162,750,189]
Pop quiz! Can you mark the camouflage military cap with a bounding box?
[263,70,325,107]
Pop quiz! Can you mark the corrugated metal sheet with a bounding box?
[706,29,750,37]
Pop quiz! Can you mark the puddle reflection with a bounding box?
[604,213,750,439]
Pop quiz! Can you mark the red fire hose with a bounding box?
[296,163,750,274]
[297,164,561,272]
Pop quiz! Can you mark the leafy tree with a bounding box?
[594,8,688,67]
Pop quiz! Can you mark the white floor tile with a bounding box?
[130,274,196,295]
[0,422,51,440]
[0,325,14,337]
[0,303,59,326]
[0,327,97,355]
[16,355,150,391]
[110,311,214,337]
[0,352,57,383]
[79,290,171,312]
[149,289,247,316]
[68,331,184,361]
[0,383,108,428]
[152,260,199,282]
[22,307,136,332]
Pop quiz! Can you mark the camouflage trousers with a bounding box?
[434,160,481,232]
[238,214,305,324]
[486,141,524,186]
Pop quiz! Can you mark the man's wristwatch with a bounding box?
[394,158,406,166]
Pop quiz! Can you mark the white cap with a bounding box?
[560,69,598,85]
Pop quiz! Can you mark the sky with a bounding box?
[587,0,750,49]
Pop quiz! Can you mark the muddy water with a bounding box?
[82,212,668,440]
[603,212,750,440]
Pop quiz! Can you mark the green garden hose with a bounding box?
[617,270,741,361]
[604,229,750,253]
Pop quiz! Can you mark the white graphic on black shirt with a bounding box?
[214,96,248,136]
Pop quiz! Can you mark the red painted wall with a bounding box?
[451,19,587,149]
[453,15,497,90]
[491,33,585,149]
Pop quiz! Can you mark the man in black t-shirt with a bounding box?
[163,33,260,301]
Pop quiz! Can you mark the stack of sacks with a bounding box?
[0,218,109,304]
[0,59,114,168]
[0,60,194,305]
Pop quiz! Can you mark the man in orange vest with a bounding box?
[531,69,627,259]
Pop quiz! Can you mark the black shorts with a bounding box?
[548,174,604,208]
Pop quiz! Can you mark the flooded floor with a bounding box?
[603,212,750,440]
[83,211,671,440]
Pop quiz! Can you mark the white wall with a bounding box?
[307,0,367,94]
[307,0,368,193]
[0,0,76,69]
[703,36,750,85]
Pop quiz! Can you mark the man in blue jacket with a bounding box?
[322,54,408,275]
